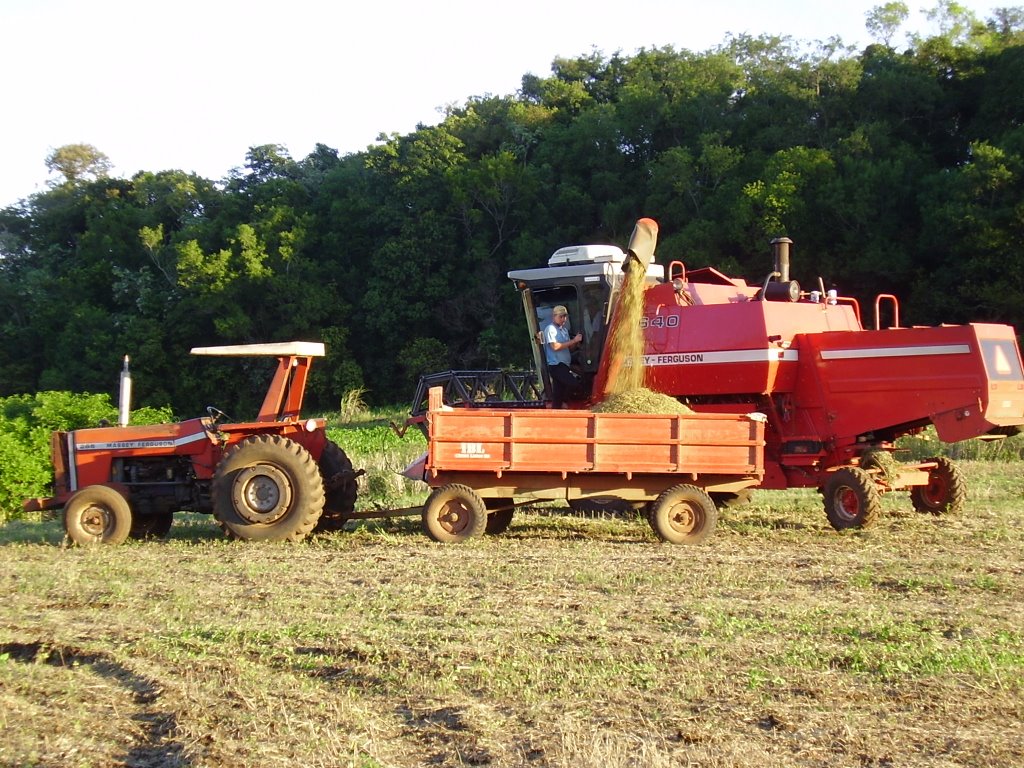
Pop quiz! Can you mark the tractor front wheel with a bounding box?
[422,484,487,542]
[64,485,133,546]
[213,435,324,542]
[910,456,966,515]
[823,467,882,530]
[647,485,718,544]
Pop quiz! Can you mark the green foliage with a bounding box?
[0,392,175,522]
[4,16,1024,410]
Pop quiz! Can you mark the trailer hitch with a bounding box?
[323,467,365,492]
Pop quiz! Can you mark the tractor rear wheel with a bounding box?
[315,440,359,532]
[910,456,966,515]
[823,467,881,530]
[422,484,487,542]
[647,485,718,544]
[64,485,132,546]
[212,435,324,542]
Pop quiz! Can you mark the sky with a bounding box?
[0,0,1006,208]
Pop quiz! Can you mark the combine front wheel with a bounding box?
[910,456,966,515]
[64,486,132,545]
[823,467,881,530]
[212,435,325,542]
[647,485,718,544]
[422,484,487,542]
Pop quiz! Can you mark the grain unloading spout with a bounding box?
[622,218,659,273]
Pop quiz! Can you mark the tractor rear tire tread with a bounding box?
[316,440,359,532]
[212,434,324,542]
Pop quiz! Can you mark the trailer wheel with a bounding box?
[129,512,174,540]
[483,499,515,535]
[910,456,966,515]
[315,440,359,531]
[422,484,487,542]
[823,467,881,530]
[647,485,718,544]
[212,435,324,542]
[64,486,132,546]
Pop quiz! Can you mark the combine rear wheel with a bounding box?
[64,485,132,545]
[212,435,324,542]
[647,485,718,544]
[910,456,966,515]
[315,440,359,531]
[422,484,487,542]
[823,467,881,530]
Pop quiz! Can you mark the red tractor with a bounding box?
[24,342,360,545]
[505,219,1024,529]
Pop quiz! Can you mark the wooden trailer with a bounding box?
[409,387,766,544]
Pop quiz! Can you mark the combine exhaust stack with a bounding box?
[771,237,792,282]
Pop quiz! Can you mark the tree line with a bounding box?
[2,2,1024,415]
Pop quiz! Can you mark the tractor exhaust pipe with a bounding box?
[771,237,792,283]
[118,355,132,427]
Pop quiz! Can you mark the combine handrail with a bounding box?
[874,294,900,329]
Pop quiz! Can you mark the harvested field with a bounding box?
[1,460,1022,768]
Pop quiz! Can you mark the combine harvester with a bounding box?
[483,218,1024,532]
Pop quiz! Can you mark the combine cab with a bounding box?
[507,223,1024,530]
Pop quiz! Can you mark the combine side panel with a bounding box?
[794,323,1024,445]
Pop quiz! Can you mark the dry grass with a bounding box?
[1,461,1022,767]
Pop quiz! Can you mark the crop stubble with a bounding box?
[0,462,1022,767]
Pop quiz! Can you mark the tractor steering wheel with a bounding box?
[206,406,231,424]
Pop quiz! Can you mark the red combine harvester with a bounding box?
[23,342,359,545]
[505,219,1024,529]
